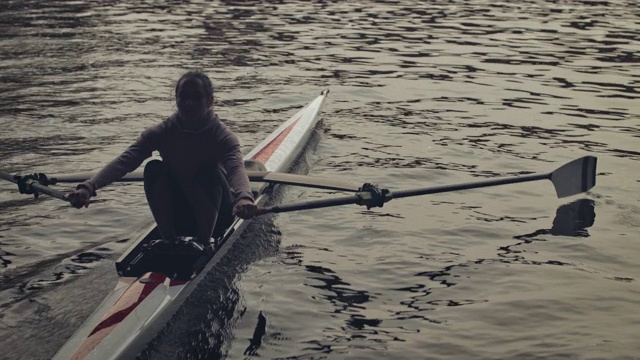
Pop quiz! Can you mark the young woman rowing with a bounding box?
[67,71,257,250]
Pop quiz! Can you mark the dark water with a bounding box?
[1,1,638,359]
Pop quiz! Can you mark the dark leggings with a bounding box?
[143,160,233,239]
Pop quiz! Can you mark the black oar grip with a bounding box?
[17,173,52,195]
[356,183,392,209]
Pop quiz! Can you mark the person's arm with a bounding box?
[69,128,159,208]
[219,131,257,219]
[221,132,254,203]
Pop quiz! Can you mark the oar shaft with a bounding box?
[0,170,16,184]
[248,171,360,192]
[1,170,69,202]
[259,195,361,214]
[48,170,361,192]
[257,172,555,215]
[392,172,550,199]
[30,182,69,201]
[48,172,144,184]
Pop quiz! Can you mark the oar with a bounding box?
[256,156,597,215]
[0,170,69,202]
[248,171,360,191]
[44,171,361,192]
[45,171,144,184]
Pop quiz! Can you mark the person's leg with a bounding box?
[183,164,233,245]
[213,167,234,239]
[144,160,178,240]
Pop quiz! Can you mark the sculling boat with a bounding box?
[0,86,600,360]
[52,89,330,360]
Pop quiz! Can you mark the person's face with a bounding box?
[176,77,210,121]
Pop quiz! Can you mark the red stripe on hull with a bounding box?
[251,117,300,164]
[71,272,166,360]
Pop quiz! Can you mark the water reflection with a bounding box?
[0,136,98,163]
[515,198,596,239]
[1,0,637,358]
[0,249,13,268]
[243,311,266,356]
[0,249,112,316]
[305,264,372,313]
[141,214,282,360]
[497,199,596,267]
[394,199,596,325]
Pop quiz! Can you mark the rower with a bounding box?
[67,71,258,250]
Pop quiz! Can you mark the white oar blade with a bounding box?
[550,156,597,198]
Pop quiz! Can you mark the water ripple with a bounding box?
[1,1,639,359]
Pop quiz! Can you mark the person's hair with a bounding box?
[175,70,215,107]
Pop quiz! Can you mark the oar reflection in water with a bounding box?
[515,199,596,240]
[243,311,267,356]
[393,199,597,324]
[499,199,596,265]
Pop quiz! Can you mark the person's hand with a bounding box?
[233,198,257,219]
[68,187,92,209]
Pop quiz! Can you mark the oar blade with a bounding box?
[550,156,597,198]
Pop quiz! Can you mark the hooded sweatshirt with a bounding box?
[79,110,254,203]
